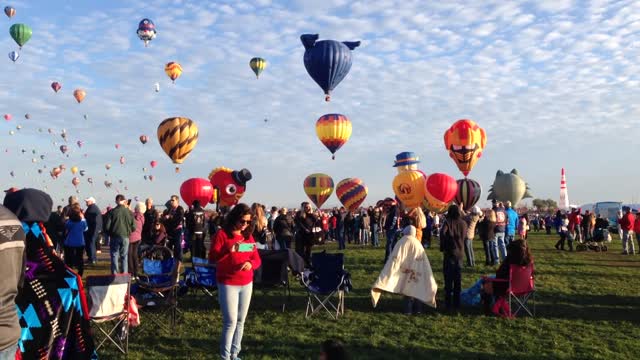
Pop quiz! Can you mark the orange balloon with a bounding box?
[73,89,86,103]
[443,119,487,177]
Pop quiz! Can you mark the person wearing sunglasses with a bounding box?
[209,203,261,360]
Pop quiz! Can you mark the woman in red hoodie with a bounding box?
[209,203,261,360]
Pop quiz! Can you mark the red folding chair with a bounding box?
[487,263,535,318]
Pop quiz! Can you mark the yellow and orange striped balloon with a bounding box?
[316,113,352,160]
[165,62,183,83]
[157,117,198,164]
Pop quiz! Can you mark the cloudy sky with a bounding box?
[1,0,639,209]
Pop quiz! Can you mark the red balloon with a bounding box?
[180,178,213,207]
[51,82,62,93]
[4,114,11,121]
[150,160,157,168]
[425,173,458,204]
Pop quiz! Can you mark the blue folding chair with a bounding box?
[183,256,217,297]
[301,251,352,319]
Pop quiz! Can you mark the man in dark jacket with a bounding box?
[383,198,400,263]
[0,204,26,358]
[104,194,135,274]
[294,202,316,265]
[273,208,294,249]
[163,195,185,261]
[440,204,467,310]
[142,197,158,245]
[83,197,102,265]
[45,205,65,252]
[186,200,206,259]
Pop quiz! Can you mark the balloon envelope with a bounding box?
[316,114,352,159]
[336,178,367,211]
[157,117,198,164]
[180,178,213,207]
[4,6,15,18]
[455,178,482,210]
[249,57,267,78]
[137,18,157,46]
[425,173,458,206]
[303,173,334,209]
[165,62,182,82]
[9,24,32,48]
[392,170,426,209]
[51,82,61,92]
[73,89,86,103]
[8,51,19,62]
[444,119,487,177]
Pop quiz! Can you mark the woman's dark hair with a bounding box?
[446,204,461,220]
[401,215,416,228]
[223,203,253,239]
[506,240,533,266]
[69,205,83,222]
[321,339,349,360]
[153,221,166,234]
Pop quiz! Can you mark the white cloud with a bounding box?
[473,22,497,37]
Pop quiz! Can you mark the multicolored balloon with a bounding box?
[137,18,157,47]
[165,62,182,83]
[73,89,86,103]
[303,173,334,209]
[157,117,198,164]
[9,24,32,49]
[392,170,426,209]
[301,34,360,101]
[316,114,352,160]
[139,135,148,144]
[336,178,367,211]
[180,178,213,207]
[51,82,61,93]
[59,145,68,154]
[249,57,266,79]
[4,6,15,18]
[8,51,19,63]
[455,178,482,210]
[209,167,252,207]
[443,119,487,177]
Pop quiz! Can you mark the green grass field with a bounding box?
[93,232,640,359]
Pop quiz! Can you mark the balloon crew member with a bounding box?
[187,200,207,259]
[209,204,261,360]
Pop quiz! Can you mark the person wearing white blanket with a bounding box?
[371,224,437,314]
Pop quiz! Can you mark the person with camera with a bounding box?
[208,203,261,360]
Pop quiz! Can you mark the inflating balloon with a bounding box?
[73,89,86,103]
[303,173,334,209]
[316,114,352,160]
[336,178,367,211]
[424,173,458,210]
[165,62,182,83]
[8,51,19,63]
[455,178,482,210]
[4,6,15,18]
[157,117,198,164]
[392,170,427,209]
[209,167,252,207]
[301,34,360,101]
[137,18,157,47]
[51,82,62,93]
[180,178,214,207]
[9,23,32,49]
[249,57,267,79]
[444,119,487,177]
[487,169,532,206]
[139,135,148,144]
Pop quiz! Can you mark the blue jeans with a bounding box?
[443,257,462,309]
[495,232,506,262]
[488,239,498,265]
[110,235,129,274]
[219,282,253,360]
[169,229,183,261]
[85,232,98,262]
[360,229,369,244]
[464,238,475,267]
[337,225,345,250]
[505,234,515,246]
[384,229,398,262]
[0,345,16,360]
[371,224,379,247]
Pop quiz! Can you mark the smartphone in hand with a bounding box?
[237,243,255,252]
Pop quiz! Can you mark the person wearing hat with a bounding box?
[104,194,135,273]
[83,197,102,265]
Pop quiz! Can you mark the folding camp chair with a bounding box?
[183,256,217,297]
[301,251,351,319]
[86,273,131,354]
[254,249,291,312]
[136,246,182,332]
[486,263,536,318]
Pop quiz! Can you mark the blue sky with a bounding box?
[1,0,640,209]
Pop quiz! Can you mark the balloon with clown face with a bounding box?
[443,119,487,177]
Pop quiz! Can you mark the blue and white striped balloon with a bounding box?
[8,51,19,62]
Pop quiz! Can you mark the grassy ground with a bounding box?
[91,231,640,360]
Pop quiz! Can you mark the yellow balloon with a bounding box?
[157,117,198,164]
[392,170,426,209]
[71,166,78,175]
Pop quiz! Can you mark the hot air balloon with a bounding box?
[79,170,85,176]
[105,164,111,170]
[87,177,93,184]
[175,166,180,173]
[144,175,148,181]
[148,175,154,181]
[4,114,11,121]
[24,113,30,120]
[209,167,252,207]
[180,178,214,207]
[73,89,86,103]
[392,170,427,209]
[118,156,125,165]
[76,140,83,148]
[39,155,44,160]
[50,167,62,179]
[139,135,148,144]
[303,173,334,209]
[249,57,266,78]
[9,24,32,49]
[137,18,157,47]
[8,51,19,63]
[4,6,15,18]
[301,34,360,101]
[142,167,147,172]
[157,117,198,164]
[9,130,14,135]
[31,158,37,163]
[71,166,78,175]
[336,178,367,211]
[83,114,88,120]
[443,119,487,177]
[424,173,458,212]
[51,82,61,93]
[165,62,182,83]
[487,169,532,206]
[154,83,160,92]
[115,144,120,150]
[72,177,80,187]
[37,169,43,174]
[150,160,157,168]
[104,180,112,188]
[455,178,482,210]
[316,114,352,160]
[15,125,21,130]
[10,171,14,177]
[59,145,68,154]
[59,164,66,171]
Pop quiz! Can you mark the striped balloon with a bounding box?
[249,57,267,78]
[455,178,482,210]
[165,62,183,82]
[336,178,367,211]
[316,114,352,159]
[157,117,198,164]
[303,173,334,209]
